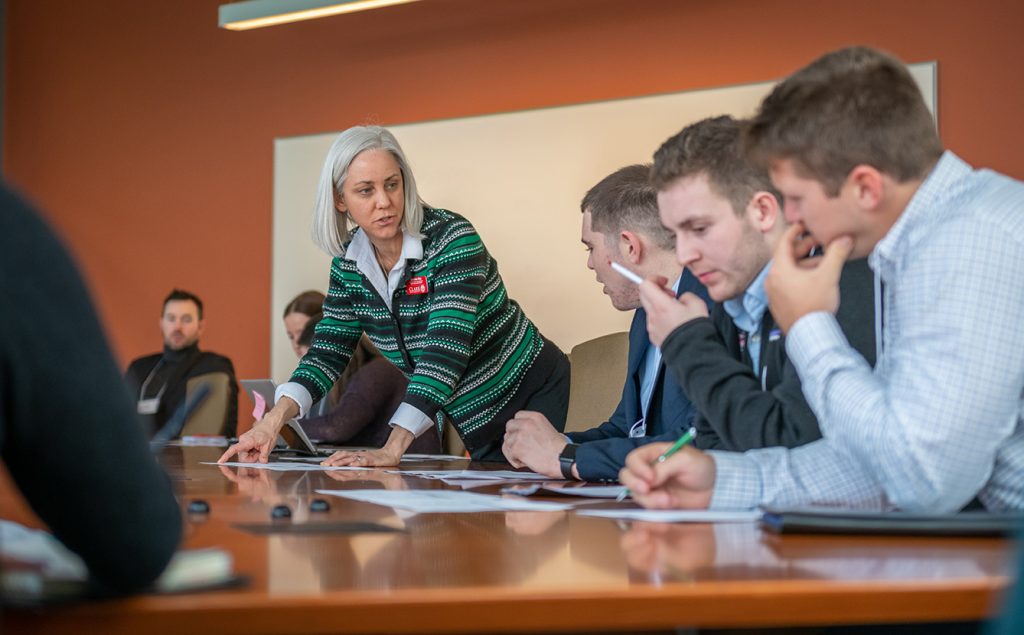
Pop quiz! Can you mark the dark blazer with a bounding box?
[567,270,710,482]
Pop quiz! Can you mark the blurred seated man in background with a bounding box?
[502,164,709,481]
[0,184,181,593]
[125,289,238,437]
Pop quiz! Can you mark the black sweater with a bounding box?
[0,185,182,593]
[125,344,238,437]
[664,258,877,452]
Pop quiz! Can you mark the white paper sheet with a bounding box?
[0,520,88,579]
[0,520,235,596]
[542,485,629,498]
[314,489,574,513]
[442,479,510,489]
[390,469,555,481]
[205,461,374,472]
[401,454,468,462]
[170,436,229,447]
[576,509,760,523]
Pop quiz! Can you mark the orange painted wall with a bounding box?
[5,0,1023,398]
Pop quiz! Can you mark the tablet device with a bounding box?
[240,379,331,456]
[240,379,276,417]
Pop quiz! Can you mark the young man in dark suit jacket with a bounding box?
[638,115,875,453]
[502,164,710,481]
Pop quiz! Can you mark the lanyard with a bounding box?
[137,360,169,415]
[139,360,169,400]
[739,324,771,390]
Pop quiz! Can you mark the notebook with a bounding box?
[0,521,243,606]
[759,507,1024,537]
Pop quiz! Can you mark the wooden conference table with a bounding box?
[1,446,1015,634]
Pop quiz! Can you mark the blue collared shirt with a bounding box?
[636,274,684,427]
[722,263,771,373]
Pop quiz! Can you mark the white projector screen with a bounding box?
[270,63,936,381]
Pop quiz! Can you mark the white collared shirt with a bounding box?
[637,274,684,422]
[344,229,424,311]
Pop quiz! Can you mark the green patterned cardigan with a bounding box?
[290,207,545,450]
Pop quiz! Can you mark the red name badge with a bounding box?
[405,276,428,295]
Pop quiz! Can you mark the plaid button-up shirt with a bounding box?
[709,152,1024,512]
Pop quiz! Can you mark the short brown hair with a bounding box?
[744,46,942,195]
[283,290,325,319]
[651,115,780,215]
[581,164,674,250]
[163,289,203,319]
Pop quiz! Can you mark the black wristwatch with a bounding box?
[558,443,578,480]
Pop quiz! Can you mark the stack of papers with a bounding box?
[179,435,229,447]
[503,484,628,499]
[389,469,554,484]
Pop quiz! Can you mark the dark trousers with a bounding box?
[470,339,571,462]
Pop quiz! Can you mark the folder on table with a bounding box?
[759,507,1024,537]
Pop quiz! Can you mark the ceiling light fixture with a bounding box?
[218,0,421,31]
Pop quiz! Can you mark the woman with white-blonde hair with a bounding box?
[221,126,569,466]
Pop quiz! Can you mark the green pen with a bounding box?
[616,426,697,502]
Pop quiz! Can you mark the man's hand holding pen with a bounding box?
[638,276,709,348]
